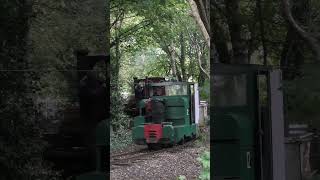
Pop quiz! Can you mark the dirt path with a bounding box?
[110,143,208,180]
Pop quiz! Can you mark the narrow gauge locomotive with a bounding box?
[132,79,200,149]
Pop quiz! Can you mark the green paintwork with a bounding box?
[76,119,108,180]
[162,124,175,141]
[213,113,255,179]
[133,116,145,127]
[165,96,189,126]
[132,125,144,142]
[173,124,197,143]
[212,65,266,180]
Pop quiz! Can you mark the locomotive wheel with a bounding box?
[162,143,173,148]
[178,137,185,145]
[147,144,160,150]
[192,133,196,139]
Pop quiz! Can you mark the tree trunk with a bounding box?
[169,44,180,80]
[198,45,208,86]
[211,17,231,63]
[179,32,187,81]
[190,32,210,79]
[196,48,209,79]
[115,28,121,85]
[187,0,210,47]
[187,40,196,79]
[175,61,182,82]
[225,0,248,64]
[112,12,124,94]
[281,29,305,80]
[194,0,210,35]
[256,0,268,65]
[281,0,310,79]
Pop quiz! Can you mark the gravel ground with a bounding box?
[110,143,143,154]
[110,143,208,180]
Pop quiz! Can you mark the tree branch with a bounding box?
[197,51,210,78]
[193,33,210,78]
[110,20,152,48]
[111,9,125,29]
[282,0,320,61]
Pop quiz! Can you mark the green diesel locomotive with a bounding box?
[132,79,200,149]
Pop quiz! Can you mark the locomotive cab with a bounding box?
[212,63,286,180]
[132,81,199,149]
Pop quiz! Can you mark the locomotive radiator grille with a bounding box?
[144,124,163,143]
[149,130,157,138]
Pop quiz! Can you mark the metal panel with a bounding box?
[285,143,302,180]
[269,69,286,180]
[194,83,200,124]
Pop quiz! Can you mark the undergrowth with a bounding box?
[198,151,210,180]
[195,125,210,147]
[177,150,210,180]
[110,86,133,152]
[110,126,132,151]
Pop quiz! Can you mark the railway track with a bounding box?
[110,138,198,169]
[110,148,149,160]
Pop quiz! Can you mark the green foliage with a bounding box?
[284,64,320,127]
[110,78,133,150]
[111,0,209,95]
[177,175,187,180]
[199,80,210,102]
[110,89,130,128]
[197,151,210,180]
[110,127,132,151]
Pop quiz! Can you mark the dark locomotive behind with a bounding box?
[124,77,165,118]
